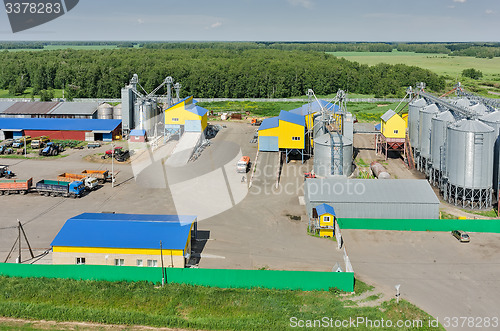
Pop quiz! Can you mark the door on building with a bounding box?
[94,133,103,141]
[258,136,279,152]
[184,120,202,132]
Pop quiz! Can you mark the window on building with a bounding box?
[147,259,158,267]
[394,130,399,134]
[323,216,331,223]
[136,259,143,267]
[292,137,301,141]
[76,257,86,265]
[114,258,124,266]
[172,118,179,122]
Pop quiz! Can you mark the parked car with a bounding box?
[236,156,250,173]
[452,230,470,243]
[87,142,101,149]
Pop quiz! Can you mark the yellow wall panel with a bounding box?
[381,115,406,139]
[278,120,305,149]
[53,246,184,256]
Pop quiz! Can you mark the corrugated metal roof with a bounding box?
[381,109,396,122]
[186,104,209,117]
[49,102,99,115]
[315,203,335,216]
[434,110,455,123]
[305,178,440,204]
[258,117,279,131]
[130,129,146,136]
[279,110,305,126]
[0,101,17,113]
[50,213,196,250]
[449,119,494,133]
[0,118,121,132]
[2,102,59,114]
[290,100,340,116]
[166,96,191,110]
[422,104,439,114]
[480,111,500,123]
[410,98,427,107]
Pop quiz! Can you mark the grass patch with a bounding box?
[0,154,67,160]
[198,101,305,117]
[0,276,441,330]
[440,212,458,220]
[354,279,374,295]
[356,158,370,167]
[461,209,498,218]
[0,88,64,99]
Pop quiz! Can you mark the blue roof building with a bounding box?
[51,213,197,268]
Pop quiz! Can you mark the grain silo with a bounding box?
[480,111,500,197]
[314,132,352,177]
[444,119,495,209]
[408,98,427,150]
[113,104,122,120]
[418,103,439,173]
[97,103,114,119]
[470,103,488,117]
[430,111,455,186]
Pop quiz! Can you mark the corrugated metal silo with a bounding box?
[418,104,439,159]
[314,133,353,177]
[113,104,122,119]
[445,119,495,208]
[313,115,325,138]
[480,111,500,194]
[408,98,427,149]
[470,103,488,117]
[430,111,455,171]
[97,103,113,119]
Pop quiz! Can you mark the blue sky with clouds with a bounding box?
[0,0,498,41]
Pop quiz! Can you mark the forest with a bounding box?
[0,48,445,99]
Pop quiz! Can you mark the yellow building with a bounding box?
[165,96,209,134]
[380,109,407,139]
[313,203,336,237]
[258,110,306,152]
[51,213,197,268]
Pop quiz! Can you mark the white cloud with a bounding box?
[287,0,314,9]
[137,18,144,25]
[448,5,455,9]
[205,21,222,30]
[485,9,494,15]
[453,0,466,3]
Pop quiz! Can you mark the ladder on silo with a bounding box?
[405,130,415,169]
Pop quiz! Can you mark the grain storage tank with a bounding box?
[480,111,500,193]
[97,103,114,119]
[408,98,427,150]
[113,104,122,120]
[454,98,471,108]
[313,115,326,138]
[314,132,353,177]
[431,111,455,172]
[445,119,495,208]
[418,104,439,160]
[470,103,488,117]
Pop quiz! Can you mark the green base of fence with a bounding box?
[338,218,500,233]
[0,263,354,292]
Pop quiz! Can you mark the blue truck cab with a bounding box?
[69,181,85,196]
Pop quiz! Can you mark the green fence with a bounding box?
[338,218,500,233]
[0,263,354,292]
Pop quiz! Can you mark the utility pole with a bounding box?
[17,223,21,263]
[111,142,114,188]
[160,241,165,287]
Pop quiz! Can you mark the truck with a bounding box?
[236,156,250,173]
[31,136,50,149]
[35,180,84,198]
[57,173,98,190]
[0,165,15,179]
[81,170,111,183]
[0,178,32,195]
[12,136,31,148]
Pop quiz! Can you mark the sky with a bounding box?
[0,0,499,41]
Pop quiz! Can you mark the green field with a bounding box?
[0,276,442,330]
[329,50,500,81]
[4,45,120,52]
[0,88,64,99]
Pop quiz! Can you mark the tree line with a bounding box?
[0,48,445,99]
